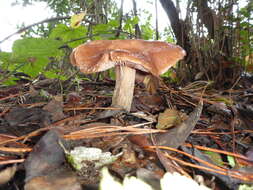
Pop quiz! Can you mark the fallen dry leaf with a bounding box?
[25,129,65,182]
[154,100,203,148]
[43,95,65,122]
[0,165,17,185]
[24,129,81,190]
[156,108,183,129]
[25,168,81,190]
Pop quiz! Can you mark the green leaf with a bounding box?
[132,16,140,25]
[12,38,62,58]
[20,59,47,78]
[107,19,119,27]
[141,24,155,40]
[0,52,13,70]
[0,52,12,63]
[123,18,134,31]
[11,38,63,78]
[122,16,140,34]
[2,76,19,86]
[94,24,110,32]
[50,24,87,47]
[227,155,236,167]
[204,151,223,167]
[44,70,67,80]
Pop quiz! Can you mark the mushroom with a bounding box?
[70,39,186,112]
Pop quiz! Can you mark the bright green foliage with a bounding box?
[12,38,62,59]
[98,20,120,38]
[238,5,253,56]
[92,20,120,40]
[141,16,155,40]
[0,52,12,63]
[12,38,63,78]
[3,77,20,86]
[227,2,253,71]
[44,70,67,80]
[140,11,156,40]
[141,23,155,40]
[49,24,87,47]
[0,51,26,85]
[0,38,65,84]
[123,16,139,33]
[227,155,236,168]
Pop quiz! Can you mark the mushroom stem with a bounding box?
[112,65,136,111]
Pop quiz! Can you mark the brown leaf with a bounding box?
[156,109,182,129]
[0,165,17,185]
[43,95,65,122]
[154,100,203,148]
[25,168,81,190]
[25,130,65,182]
[66,92,81,105]
[24,129,82,190]
[4,107,51,135]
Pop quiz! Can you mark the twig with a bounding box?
[147,145,253,182]
[0,147,32,153]
[0,16,95,44]
[184,143,250,161]
[0,159,25,165]
[0,16,70,44]
[64,106,121,111]
[60,29,136,46]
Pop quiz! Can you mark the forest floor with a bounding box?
[0,76,253,190]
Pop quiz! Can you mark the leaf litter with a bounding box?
[0,77,253,190]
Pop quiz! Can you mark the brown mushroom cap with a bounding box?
[70,39,185,112]
[70,39,186,76]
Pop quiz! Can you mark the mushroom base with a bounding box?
[112,65,136,112]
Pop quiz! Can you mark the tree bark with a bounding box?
[196,0,216,39]
[159,0,183,46]
[159,0,191,53]
[159,0,193,82]
[132,0,142,38]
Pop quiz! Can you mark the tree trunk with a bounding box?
[159,0,193,59]
[159,0,193,82]
[196,0,216,39]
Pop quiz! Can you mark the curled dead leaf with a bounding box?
[156,109,185,129]
[154,100,203,148]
